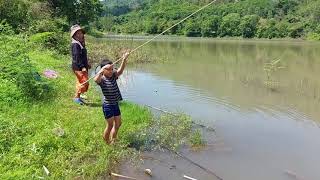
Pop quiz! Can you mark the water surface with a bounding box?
[106,38,320,180]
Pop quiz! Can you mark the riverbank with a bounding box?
[102,33,320,42]
[0,34,153,179]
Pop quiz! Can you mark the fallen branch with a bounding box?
[183,175,198,180]
[110,172,137,180]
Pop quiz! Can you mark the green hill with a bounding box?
[98,0,320,40]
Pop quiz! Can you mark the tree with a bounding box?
[201,15,220,37]
[48,0,103,26]
[288,22,304,38]
[184,19,201,37]
[276,21,289,38]
[239,15,259,38]
[145,20,158,34]
[219,13,241,37]
[256,18,280,39]
[0,0,29,31]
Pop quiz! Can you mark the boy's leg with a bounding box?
[103,117,114,144]
[110,115,121,143]
[110,104,122,143]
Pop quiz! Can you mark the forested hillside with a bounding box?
[1,0,320,40]
[98,0,320,40]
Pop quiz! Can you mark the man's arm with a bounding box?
[72,44,85,71]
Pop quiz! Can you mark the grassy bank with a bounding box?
[0,33,200,179]
[0,35,152,179]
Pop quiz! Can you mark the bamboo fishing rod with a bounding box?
[79,0,218,87]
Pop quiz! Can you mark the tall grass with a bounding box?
[86,36,168,65]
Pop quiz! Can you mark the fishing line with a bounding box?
[80,0,218,87]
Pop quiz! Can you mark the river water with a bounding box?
[104,38,320,180]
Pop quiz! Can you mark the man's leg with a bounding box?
[74,71,82,98]
[74,71,89,97]
[82,71,89,93]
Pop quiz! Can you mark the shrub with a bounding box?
[240,15,259,38]
[0,20,14,35]
[307,32,320,41]
[0,35,54,102]
[219,13,241,37]
[0,79,24,106]
[29,32,69,55]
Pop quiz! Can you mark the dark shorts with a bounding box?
[102,103,121,120]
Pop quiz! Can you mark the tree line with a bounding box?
[0,0,102,35]
[97,0,320,40]
[1,0,320,40]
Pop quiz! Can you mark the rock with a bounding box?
[144,169,152,176]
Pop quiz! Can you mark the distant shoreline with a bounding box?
[100,33,320,44]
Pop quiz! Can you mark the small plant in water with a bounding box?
[156,114,192,150]
[263,59,285,91]
[127,113,196,152]
[189,129,205,149]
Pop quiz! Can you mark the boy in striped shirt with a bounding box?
[94,51,130,144]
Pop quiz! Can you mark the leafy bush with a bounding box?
[29,32,69,55]
[240,15,259,38]
[288,22,304,38]
[219,13,241,37]
[307,32,320,40]
[257,18,280,39]
[0,0,29,31]
[0,20,14,35]
[184,19,201,37]
[0,35,54,102]
[201,15,221,37]
[87,27,105,38]
[0,79,24,106]
[28,19,59,34]
[189,129,205,148]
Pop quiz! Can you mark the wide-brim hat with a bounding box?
[70,24,85,38]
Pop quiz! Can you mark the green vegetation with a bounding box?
[1,0,320,40]
[0,1,202,177]
[86,36,168,65]
[0,34,155,178]
[127,113,195,151]
[0,33,198,178]
[154,114,193,150]
[263,59,285,91]
[0,0,102,35]
[189,129,206,149]
[100,0,320,40]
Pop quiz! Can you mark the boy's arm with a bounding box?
[94,71,104,84]
[116,51,130,77]
[94,64,113,84]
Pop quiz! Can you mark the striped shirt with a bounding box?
[98,72,123,105]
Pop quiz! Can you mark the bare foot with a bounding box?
[110,139,115,145]
[103,136,110,144]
